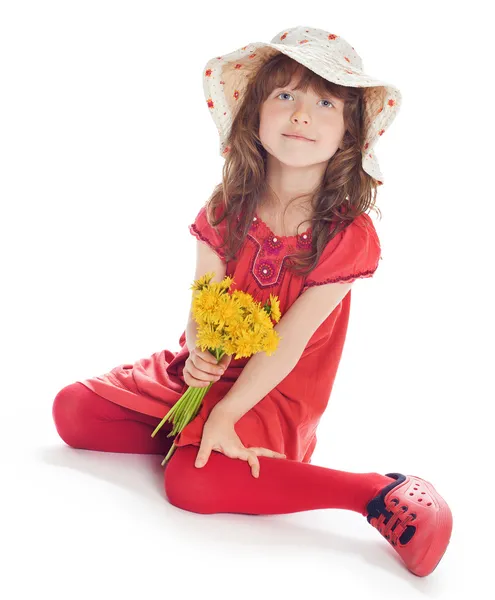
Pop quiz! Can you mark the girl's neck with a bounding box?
[257,192,312,214]
[256,194,313,238]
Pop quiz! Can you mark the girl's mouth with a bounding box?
[283,134,315,142]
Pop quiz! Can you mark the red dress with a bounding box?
[78,204,381,463]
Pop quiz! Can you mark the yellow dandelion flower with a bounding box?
[217,275,235,292]
[224,318,244,341]
[197,323,223,352]
[193,291,223,324]
[268,294,281,323]
[215,295,241,326]
[251,306,273,329]
[234,329,259,358]
[261,327,281,356]
[191,272,215,290]
[222,338,237,356]
[231,290,255,309]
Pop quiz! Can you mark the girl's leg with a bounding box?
[164,446,453,577]
[165,445,392,516]
[52,382,174,455]
[52,383,452,576]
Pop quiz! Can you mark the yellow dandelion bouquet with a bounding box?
[151,272,282,466]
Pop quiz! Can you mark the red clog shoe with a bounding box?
[365,472,453,577]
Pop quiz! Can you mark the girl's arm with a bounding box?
[212,320,302,423]
[213,280,354,423]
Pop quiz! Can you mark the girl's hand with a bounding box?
[183,348,232,388]
[195,407,286,477]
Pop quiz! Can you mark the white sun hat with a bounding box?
[202,25,402,184]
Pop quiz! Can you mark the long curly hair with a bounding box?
[205,51,382,276]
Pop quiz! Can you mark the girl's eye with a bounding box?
[277,92,334,108]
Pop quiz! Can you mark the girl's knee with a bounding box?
[52,382,98,449]
[164,445,220,514]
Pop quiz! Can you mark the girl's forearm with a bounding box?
[212,326,304,423]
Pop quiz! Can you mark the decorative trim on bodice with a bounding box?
[248,215,312,288]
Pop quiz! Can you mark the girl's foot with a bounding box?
[365,472,453,577]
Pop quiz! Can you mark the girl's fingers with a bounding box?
[183,366,219,387]
[226,448,286,478]
[190,360,222,379]
[244,451,260,478]
[249,447,287,459]
[195,445,212,468]
[183,373,209,388]
[219,355,231,368]
[197,355,224,375]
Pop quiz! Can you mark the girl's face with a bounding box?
[259,77,346,168]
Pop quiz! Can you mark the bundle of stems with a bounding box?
[151,348,225,466]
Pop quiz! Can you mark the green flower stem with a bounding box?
[160,388,209,466]
[152,406,174,438]
[176,397,192,432]
[151,391,184,437]
[161,441,177,466]
[169,396,188,436]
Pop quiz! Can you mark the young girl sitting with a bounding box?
[52,26,453,578]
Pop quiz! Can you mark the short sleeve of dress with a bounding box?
[189,204,227,261]
[302,213,381,290]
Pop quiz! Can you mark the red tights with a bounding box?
[52,383,393,516]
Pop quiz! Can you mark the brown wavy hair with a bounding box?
[205,51,382,276]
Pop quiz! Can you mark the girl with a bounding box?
[52,26,453,577]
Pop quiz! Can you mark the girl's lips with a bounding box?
[283,134,315,142]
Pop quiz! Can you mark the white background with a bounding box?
[1,1,493,598]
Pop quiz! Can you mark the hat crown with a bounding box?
[270,26,364,72]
